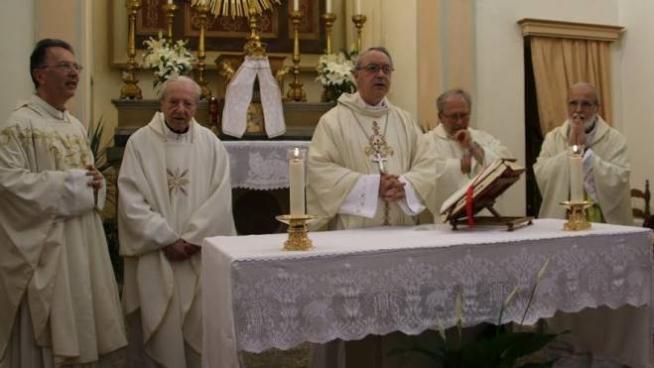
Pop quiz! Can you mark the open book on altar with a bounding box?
[440,158,525,224]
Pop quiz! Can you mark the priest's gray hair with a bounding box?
[159,75,202,102]
[354,46,394,70]
[569,82,600,105]
[436,88,472,113]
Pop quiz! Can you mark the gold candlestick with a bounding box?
[191,2,212,100]
[321,12,337,54]
[276,215,315,251]
[560,200,592,231]
[352,14,367,52]
[243,5,267,57]
[287,10,307,102]
[162,2,178,39]
[120,0,143,100]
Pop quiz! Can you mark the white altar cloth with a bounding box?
[223,140,310,190]
[202,219,653,368]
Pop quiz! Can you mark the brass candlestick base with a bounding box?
[352,14,367,51]
[561,200,592,231]
[276,214,315,251]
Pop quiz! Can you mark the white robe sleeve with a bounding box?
[338,174,380,218]
[397,175,425,215]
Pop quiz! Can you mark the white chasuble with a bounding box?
[534,117,632,225]
[307,92,438,230]
[118,113,236,368]
[425,124,513,223]
[0,95,126,366]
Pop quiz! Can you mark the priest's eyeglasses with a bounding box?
[567,100,595,110]
[41,62,84,72]
[441,112,470,121]
[358,63,394,75]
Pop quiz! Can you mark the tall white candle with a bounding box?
[289,148,306,215]
[355,0,361,15]
[569,148,583,202]
[293,0,299,12]
[326,0,331,13]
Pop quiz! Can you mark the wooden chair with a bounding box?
[631,179,653,229]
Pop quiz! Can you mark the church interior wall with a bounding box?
[0,0,35,124]
[615,1,654,197]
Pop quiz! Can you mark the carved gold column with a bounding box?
[321,12,337,54]
[120,0,142,100]
[162,2,177,39]
[352,14,367,52]
[287,9,306,102]
[243,5,267,57]
[192,2,212,99]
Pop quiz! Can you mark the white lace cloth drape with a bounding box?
[223,140,310,190]
[202,219,653,368]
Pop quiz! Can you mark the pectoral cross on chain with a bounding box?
[364,121,394,225]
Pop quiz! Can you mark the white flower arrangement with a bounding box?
[315,49,358,102]
[143,33,196,90]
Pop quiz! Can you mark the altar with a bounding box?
[202,219,653,367]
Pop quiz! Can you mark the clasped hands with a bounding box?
[164,239,201,261]
[568,113,586,147]
[454,129,483,174]
[378,172,405,202]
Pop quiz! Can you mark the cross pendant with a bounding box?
[371,152,388,174]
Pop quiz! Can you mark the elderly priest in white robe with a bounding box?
[534,82,632,225]
[535,82,647,368]
[118,76,236,368]
[0,38,127,367]
[308,47,437,368]
[425,89,512,221]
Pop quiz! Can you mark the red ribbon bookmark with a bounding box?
[465,184,475,227]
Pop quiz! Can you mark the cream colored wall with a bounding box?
[616,2,654,194]
[474,0,620,215]
[0,0,35,121]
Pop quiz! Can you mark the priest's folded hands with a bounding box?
[163,239,201,261]
[379,172,406,202]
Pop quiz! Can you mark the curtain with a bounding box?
[530,37,612,134]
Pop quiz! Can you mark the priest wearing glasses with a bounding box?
[307,47,437,368]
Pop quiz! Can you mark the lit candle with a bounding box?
[355,0,361,15]
[289,148,306,215]
[569,146,583,202]
[326,0,331,13]
[293,0,299,12]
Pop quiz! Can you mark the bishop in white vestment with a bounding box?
[0,39,126,367]
[118,76,236,368]
[425,89,512,222]
[308,47,437,368]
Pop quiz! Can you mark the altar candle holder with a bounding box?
[321,12,337,54]
[560,200,592,231]
[287,9,307,102]
[162,1,178,39]
[352,14,367,52]
[120,0,143,100]
[276,147,314,251]
[191,2,212,99]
